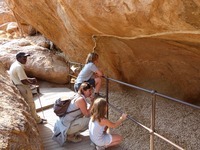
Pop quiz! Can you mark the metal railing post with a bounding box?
[150,90,156,150]
[68,62,71,89]
[105,76,109,119]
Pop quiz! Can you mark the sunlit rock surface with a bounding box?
[0,62,43,149]
[0,37,68,84]
[0,0,200,149]
[4,0,200,103]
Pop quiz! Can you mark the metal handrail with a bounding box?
[103,76,200,110]
[108,102,151,132]
[68,61,84,67]
[103,75,199,150]
[67,62,200,150]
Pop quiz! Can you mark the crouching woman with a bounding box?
[52,82,94,146]
[89,98,127,149]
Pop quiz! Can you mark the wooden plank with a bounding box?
[35,84,122,150]
[37,107,94,150]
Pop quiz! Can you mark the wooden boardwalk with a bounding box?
[34,81,122,150]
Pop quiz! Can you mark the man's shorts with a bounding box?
[74,78,95,92]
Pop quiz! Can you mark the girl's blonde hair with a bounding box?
[85,52,99,64]
[90,98,107,122]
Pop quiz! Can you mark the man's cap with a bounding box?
[16,52,30,59]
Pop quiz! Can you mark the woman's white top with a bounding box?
[89,118,112,147]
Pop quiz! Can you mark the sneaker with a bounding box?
[96,145,105,150]
[38,118,47,124]
[67,135,82,143]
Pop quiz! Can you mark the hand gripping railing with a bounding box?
[102,75,200,150]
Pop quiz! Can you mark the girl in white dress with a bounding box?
[89,98,127,149]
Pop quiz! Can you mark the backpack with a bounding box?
[53,93,80,117]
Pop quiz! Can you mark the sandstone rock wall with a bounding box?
[1,1,200,149]
[95,35,200,104]
[5,0,200,103]
[0,62,43,149]
[5,0,200,53]
[0,0,14,24]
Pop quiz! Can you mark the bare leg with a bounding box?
[94,77,102,93]
[107,134,122,148]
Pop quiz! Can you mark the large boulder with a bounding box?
[0,37,68,84]
[0,0,15,25]
[0,0,37,37]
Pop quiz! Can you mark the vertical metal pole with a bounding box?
[150,91,156,150]
[68,62,71,89]
[36,86,45,119]
[106,76,109,119]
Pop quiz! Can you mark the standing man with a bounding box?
[9,52,47,124]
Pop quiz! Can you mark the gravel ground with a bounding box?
[103,83,200,150]
[39,80,199,150]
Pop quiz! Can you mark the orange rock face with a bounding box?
[5,0,200,103]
